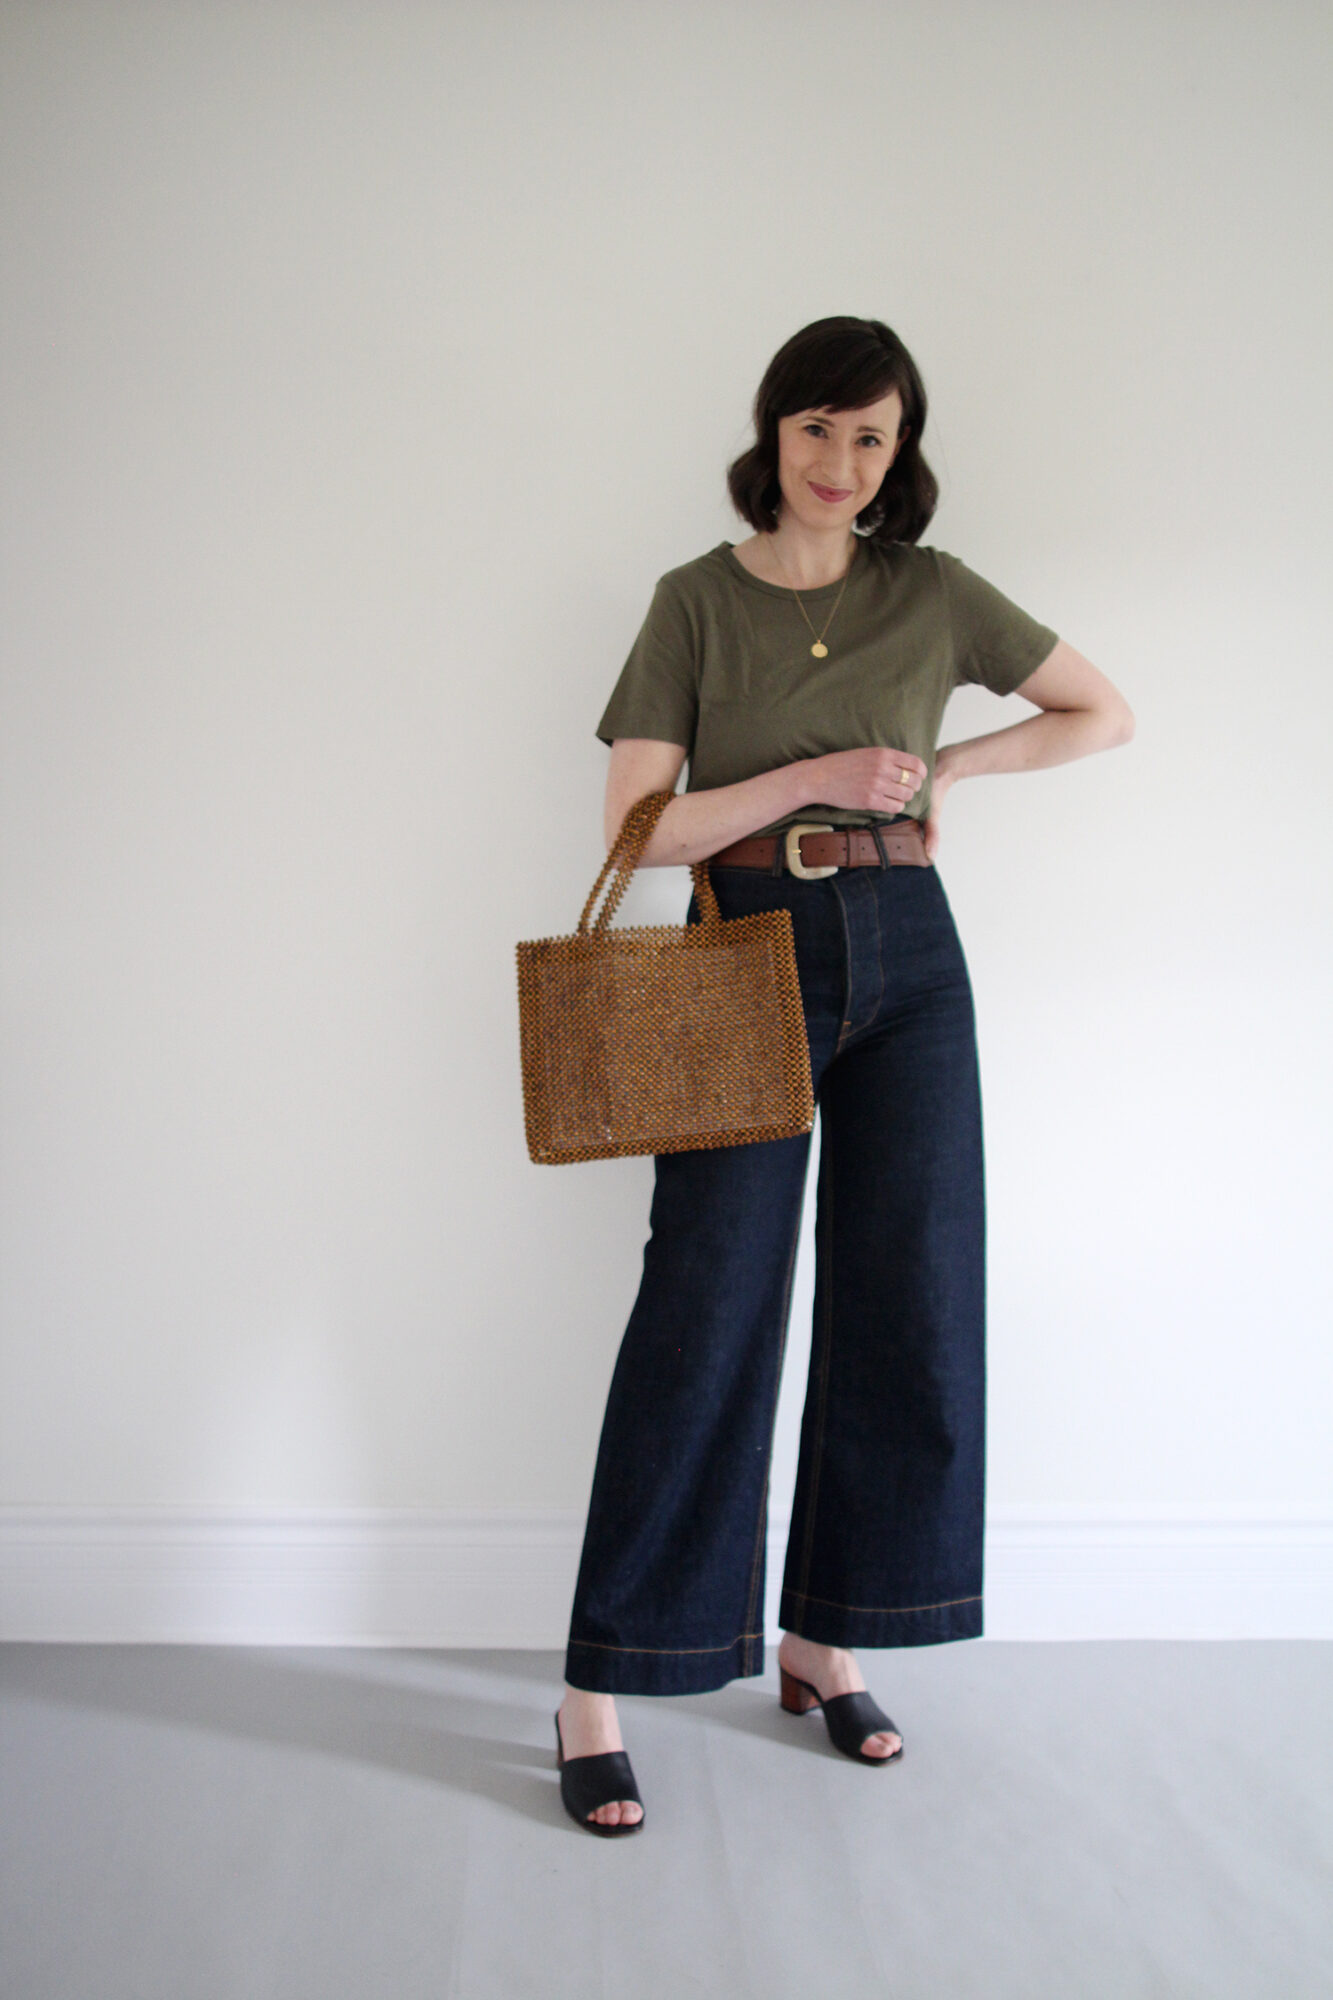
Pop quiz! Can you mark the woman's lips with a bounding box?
[809,482,853,502]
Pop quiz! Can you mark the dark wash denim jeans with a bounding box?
[564,817,987,1696]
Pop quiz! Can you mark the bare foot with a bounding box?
[777,1632,902,1758]
[557,1686,644,1827]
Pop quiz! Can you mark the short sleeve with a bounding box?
[938,550,1059,697]
[594,574,699,751]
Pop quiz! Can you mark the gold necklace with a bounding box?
[767,536,855,657]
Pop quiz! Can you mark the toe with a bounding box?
[590,1800,642,1825]
[864,1730,902,1758]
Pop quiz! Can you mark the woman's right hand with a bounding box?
[804,747,928,815]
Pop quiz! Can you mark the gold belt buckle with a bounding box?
[783,822,839,880]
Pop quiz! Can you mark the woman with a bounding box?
[553,315,1134,1835]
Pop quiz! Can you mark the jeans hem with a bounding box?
[563,1633,767,1696]
[777,1588,983,1650]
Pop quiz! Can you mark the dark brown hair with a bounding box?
[726,315,938,545]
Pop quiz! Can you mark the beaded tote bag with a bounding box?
[516,789,816,1164]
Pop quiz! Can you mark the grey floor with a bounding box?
[2,1641,1329,2000]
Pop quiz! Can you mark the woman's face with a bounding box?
[774,390,906,530]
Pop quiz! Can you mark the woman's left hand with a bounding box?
[922,759,956,864]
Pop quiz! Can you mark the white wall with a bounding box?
[2,0,1329,1636]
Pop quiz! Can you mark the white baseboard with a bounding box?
[1,1504,1329,1645]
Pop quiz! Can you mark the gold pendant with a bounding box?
[810,641,828,658]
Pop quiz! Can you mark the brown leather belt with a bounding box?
[710,818,931,878]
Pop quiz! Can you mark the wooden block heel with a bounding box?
[779,1665,820,1713]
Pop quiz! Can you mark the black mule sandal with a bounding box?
[779,1666,905,1765]
[554,1710,646,1836]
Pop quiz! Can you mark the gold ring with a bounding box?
[900,767,910,786]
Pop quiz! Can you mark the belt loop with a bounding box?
[869,822,891,869]
[770,832,786,877]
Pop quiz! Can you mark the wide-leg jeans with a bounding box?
[563,821,988,1696]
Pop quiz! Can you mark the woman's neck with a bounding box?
[733,521,857,589]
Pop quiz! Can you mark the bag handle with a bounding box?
[577,789,723,935]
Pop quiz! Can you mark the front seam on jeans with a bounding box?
[864,871,885,1025]
[832,876,855,1055]
[793,1133,835,1612]
[781,1589,982,1614]
[566,1633,765,1654]
[740,1191,805,1663]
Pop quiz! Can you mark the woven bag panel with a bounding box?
[516,787,816,1165]
[517,907,815,1163]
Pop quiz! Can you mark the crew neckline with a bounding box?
[718,535,869,599]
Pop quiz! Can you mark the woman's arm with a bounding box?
[938,639,1134,783]
[925,640,1134,858]
[603,738,930,867]
[604,739,816,866]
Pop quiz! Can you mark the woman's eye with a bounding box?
[801,423,881,446]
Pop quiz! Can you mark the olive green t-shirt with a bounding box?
[594,537,1059,835]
